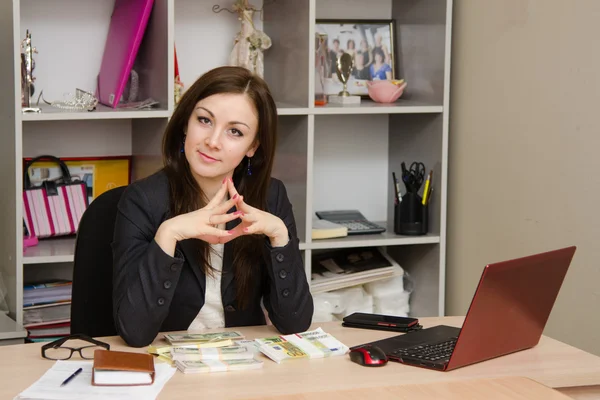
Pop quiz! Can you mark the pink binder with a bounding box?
[96,0,155,108]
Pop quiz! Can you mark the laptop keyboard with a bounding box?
[392,338,458,362]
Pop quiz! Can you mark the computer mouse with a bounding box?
[349,345,388,367]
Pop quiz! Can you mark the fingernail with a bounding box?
[227,230,234,234]
[233,194,238,200]
[233,211,243,216]
[222,177,226,183]
[229,177,233,183]
[243,227,249,233]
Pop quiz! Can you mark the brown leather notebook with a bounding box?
[92,349,155,386]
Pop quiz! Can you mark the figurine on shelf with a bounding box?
[20,30,41,113]
[174,45,184,105]
[227,0,272,77]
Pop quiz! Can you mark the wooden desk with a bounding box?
[253,376,572,400]
[4,317,600,399]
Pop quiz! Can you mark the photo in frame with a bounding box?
[315,19,396,96]
[24,156,132,205]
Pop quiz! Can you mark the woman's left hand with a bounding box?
[225,178,289,247]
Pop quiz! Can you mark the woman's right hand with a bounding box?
[155,179,242,254]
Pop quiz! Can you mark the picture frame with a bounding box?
[23,156,132,205]
[315,19,396,97]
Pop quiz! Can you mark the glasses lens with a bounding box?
[45,347,73,360]
[80,345,105,359]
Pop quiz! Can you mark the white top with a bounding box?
[187,243,225,330]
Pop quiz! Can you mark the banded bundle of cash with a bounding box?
[150,331,249,366]
[163,331,245,346]
[175,358,264,374]
[254,327,349,364]
[171,344,255,362]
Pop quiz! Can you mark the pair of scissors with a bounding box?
[401,161,426,193]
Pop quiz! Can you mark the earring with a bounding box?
[247,157,252,176]
[180,135,185,153]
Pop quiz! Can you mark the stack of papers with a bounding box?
[14,360,176,400]
[255,327,349,363]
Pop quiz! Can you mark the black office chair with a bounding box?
[70,185,127,338]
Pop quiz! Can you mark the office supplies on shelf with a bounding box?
[312,219,348,240]
[315,210,386,235]
[14,360,176,400]
[96,0,155,108]
[92,349,155,386]
[401,161,426,193]
[352,246,577,372]
[396,161,429,235]
[392,171,401,205]
[394,192,428,236]
[422,170,432,205]
[61,367,83,387]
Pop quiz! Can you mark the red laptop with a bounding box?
[356,246,576,371]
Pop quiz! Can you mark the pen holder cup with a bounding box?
[394,192,428,235]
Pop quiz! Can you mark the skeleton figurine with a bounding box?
[20,30,41,113]
[228,0,271,77]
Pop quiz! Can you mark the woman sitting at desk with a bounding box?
[112,66,314,347]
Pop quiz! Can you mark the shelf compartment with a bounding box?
[23,237,76,264]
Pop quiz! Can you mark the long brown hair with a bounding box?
[162,66,278,308]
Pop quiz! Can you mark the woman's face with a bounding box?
[375,52,383,63]
[184,93,259,183]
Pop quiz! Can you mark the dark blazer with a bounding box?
[112,170,314,347]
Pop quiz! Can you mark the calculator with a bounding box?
[315,210,386,235]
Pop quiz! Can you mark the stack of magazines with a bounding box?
[149,332,264,373]
[23,280,73,342]
[254,327,349,363]
[311,247,404,294]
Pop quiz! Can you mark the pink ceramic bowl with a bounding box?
[366,80,407,103]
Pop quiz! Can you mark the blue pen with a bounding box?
[61,367,83,387]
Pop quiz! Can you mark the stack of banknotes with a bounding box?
[148,327,349,373]
[148,331,264,373]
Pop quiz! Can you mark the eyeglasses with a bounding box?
[41,334,110,360]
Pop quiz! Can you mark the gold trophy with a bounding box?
[329,52,361,105]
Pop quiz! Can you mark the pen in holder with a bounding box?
[394,192,428,235]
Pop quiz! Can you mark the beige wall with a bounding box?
[447,0,600,356]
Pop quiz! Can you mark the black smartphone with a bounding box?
[342,312,420,332]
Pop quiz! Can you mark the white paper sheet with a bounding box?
[14,360,176,400]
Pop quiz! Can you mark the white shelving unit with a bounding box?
[0,0,452,341]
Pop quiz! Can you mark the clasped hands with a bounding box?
[170,177,289,247]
